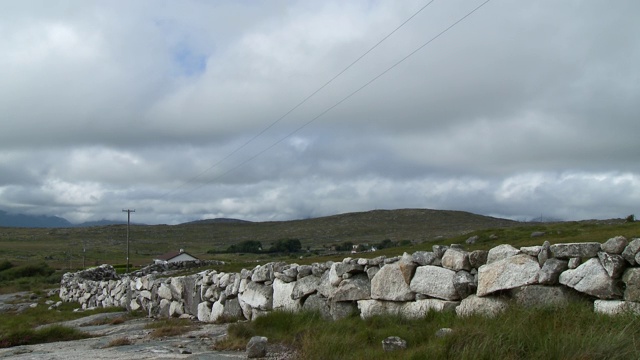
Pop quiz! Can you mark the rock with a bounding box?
[468,250,488,268]
[246,336,268,358]
[169,301,184,317]
[538,258,568,285]
[455,294,508,317]
[251,264,272,283]
[401,299,459,318]
[476,254,540,297]
[435,328,454,338]
[382,336,407,352]
[559,258,623,299]
[520,246,542,257]
[330,301,357,320]
[432,245,449,259]
[550,242,601,259]
[466,235,479,245]
[441,248,471,271]
[273,278,301,312]
[511,285,579,308]
[291,275,320,300]
[157,283,172,301]
[410,265,459,301]
[622,238,640,265]
[487,244,520,264]
[567,257,581,269]
[239,281,273,311]
[297,265,313,279]
[538,241,551,266]
[197,302,211,322]
[594,300,640,315]
[531,231,546,238]
[222,298,244,321]
[602,236,628,254]
[302,294,331,320]
[622,268,640,302]
[453,270,476,299]
[331,274,371,302]
[412,251,438,266]
[366,266,380,280]
[597,252,626,278]
[357,299,403,319]
[370,262,415,301]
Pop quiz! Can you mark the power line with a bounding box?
[182,0,493,196]
[161,0,437,198]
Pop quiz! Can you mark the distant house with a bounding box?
[154,249,199,264]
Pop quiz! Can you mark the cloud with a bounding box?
[0,0,638,224]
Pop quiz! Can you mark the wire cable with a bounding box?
[182,0,492,196]
[160,0,437,198]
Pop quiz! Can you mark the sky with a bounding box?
[1,0,639,225]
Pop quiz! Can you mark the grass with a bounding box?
[0,297,126,348]
[216,301,640,359]
[145,318,200,338]
[103,337,132,348]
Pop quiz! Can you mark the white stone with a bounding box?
[197,302,212,322]
[594,300,640,315]
[272,278,301,312]
[477,254,539,297]
[410,265,459,301]
[455,295,508,317]
[487,244,520,264]
[441,249,471,271]
[238,281,273,311]
[370,262,415,301]
[559,258,623,299]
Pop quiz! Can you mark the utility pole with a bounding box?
[122,209,135,273]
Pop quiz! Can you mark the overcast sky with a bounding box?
[1,0,639,225]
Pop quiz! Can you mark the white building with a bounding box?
[154,249,198,264]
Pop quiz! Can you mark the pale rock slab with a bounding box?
[487,244,520,264]
[511,285,579,308]
[441,248,471,271]
[410,265,459,301]
[550,242,601,259]
[477,254,540,296]
[273,278,301,312]
[331,273,371,302]
[370,262,415,301]
[455,294,508,317]
[602,236,628,254]
[622,268,640,302]
[291,275,320,300]
[197,302,211,322]
[559,258,623,299]
[239,281,274,311]
[597,252,626,278]
[538,258,568,285]
[622,238,640,265]
[594,300,640,315]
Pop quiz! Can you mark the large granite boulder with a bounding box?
[370,262,415,301]
[559,258,623,299]
[477,254,540,296]
[410,265,459,301]
[550,242,601,259]
[455,295,508,317]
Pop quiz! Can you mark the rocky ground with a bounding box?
[0,295,296,360]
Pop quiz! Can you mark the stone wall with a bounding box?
[59,236,640,321]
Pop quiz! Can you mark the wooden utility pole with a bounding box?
[122,209,135,273]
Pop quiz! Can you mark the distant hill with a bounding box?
[75,220,126,227]
[181,218,252,225]
[0,210,72,228]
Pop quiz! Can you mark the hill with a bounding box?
[0,210,72,228]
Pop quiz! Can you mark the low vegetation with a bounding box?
[0,300,125,348]
[145,318,199,338]
[217,301,640,360]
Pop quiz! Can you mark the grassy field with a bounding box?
[217,301,640,359]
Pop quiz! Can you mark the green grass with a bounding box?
[217,301,640,359]
[0,299,126,348]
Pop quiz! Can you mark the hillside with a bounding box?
[0,208,521,268]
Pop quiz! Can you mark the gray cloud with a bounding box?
[0,0,638,225]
